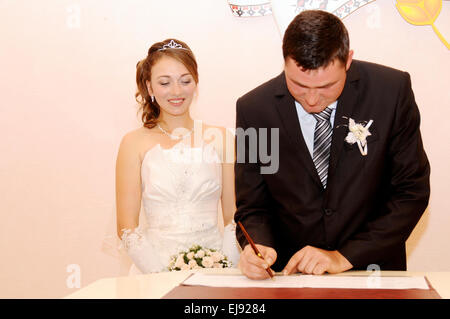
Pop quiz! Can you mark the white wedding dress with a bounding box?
[121,141,241,274]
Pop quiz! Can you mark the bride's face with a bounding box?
[147,56,197,118]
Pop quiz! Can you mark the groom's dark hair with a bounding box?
[282,10,350,70]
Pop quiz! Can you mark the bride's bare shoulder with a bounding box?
[118,127,160,157]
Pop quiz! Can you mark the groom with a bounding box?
[234,10,430,279]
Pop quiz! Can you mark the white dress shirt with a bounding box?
[294,100,338,157]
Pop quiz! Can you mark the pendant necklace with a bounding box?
[156,123,194,140]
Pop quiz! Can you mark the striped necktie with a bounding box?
[313,107,333,188]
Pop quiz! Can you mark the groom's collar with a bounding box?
[346,59,360,83]
[274,71,289,97]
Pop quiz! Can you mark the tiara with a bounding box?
[158,40,188,51]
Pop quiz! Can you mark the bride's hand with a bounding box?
[238,244,277,280]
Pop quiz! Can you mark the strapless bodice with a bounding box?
[137,141,224,271]
[141,141,222,233]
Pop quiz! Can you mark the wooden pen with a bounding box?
[237,221,274,279]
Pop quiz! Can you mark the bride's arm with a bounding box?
[221,162,236,226]
[220,127,243,264]
[220,127,237,227]
[203,124,236,226]
[116,132,160,273]
[116,131,142,239]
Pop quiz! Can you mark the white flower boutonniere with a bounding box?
[168,245,232,271]
[344,118,374,156]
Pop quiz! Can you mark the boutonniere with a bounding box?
[343,117,374,156]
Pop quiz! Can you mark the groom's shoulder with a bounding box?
[237,72,285,107]
[352,59,409,85]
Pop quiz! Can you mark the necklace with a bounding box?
[156,123,194,140]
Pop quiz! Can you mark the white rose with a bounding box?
[195,250,205,258]
[180,264,190,270]
[213,263,223,268]
[211,251,223,262]
[201,256,214,268]
[175,255,186,268]
[186,252,195,260]
[345,132,357,144]
[188,259,198,269]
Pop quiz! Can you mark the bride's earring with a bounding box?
[151,95,155,103]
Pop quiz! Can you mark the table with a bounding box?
[64,269,450,299]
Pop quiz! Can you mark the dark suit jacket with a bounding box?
[234,60,430,271]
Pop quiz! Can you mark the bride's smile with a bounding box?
[146,56,197,117]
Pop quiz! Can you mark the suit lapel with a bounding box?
[328,62,361,183]
[273,73,323,188]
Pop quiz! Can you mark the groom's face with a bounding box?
[284,54,352,114]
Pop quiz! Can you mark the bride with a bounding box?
[116,38,241,273]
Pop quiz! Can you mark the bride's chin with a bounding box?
[161,106,190,117]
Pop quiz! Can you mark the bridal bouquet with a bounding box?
[168,245,232,271]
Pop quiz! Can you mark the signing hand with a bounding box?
[239,244,277,280]
[282,246,352,275]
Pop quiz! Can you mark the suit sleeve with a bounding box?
[339,72,430,269]
[234,97,276,249]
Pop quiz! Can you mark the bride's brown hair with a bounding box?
[135,39,199,129]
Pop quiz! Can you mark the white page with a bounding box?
[184,273,304,288]
[183,273,430,290]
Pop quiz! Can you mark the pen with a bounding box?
[237,221,274,279]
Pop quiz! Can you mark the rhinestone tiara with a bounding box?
[158,40,188,51]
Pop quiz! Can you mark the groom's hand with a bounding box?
[282,246,353,275]
[239,244,277,280]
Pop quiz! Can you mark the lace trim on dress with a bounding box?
[119,228,146,251]
[119,227,167,273]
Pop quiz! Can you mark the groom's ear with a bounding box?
[345,50,354,71]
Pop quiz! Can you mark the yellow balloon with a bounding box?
[396,0,441,25]
[396,0,449,49]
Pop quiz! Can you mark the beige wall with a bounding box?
[0,0,449,298]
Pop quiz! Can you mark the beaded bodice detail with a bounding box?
[136,141,223,271]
